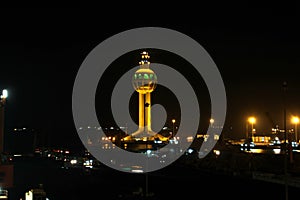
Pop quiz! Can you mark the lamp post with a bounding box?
[0,89,8,153]
[248,117,256,141]
[172,119,175,138]
[209,118,214,127]
[291,116,299,143]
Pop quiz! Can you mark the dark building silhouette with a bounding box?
[5,127,42,155]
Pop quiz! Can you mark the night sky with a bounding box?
[0,5,299,150]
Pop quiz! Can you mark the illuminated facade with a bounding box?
[131,51,157,139]
[124,52,167,141]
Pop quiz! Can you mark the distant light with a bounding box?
[273,149,281,154]
[213,149,221,156]
[131,169,144,173]
[172,119,176,123]
[70,159,77,164]
[187,148,194,154]
[1,89,8,98]
[186,136,193,142]
[291,116,299,124]
[248,117,256,124]
[210,118,214,124]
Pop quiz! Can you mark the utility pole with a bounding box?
[283,81,288,200]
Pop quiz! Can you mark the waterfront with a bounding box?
[7,145,300,200]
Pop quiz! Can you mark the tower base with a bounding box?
[122,130,169,142]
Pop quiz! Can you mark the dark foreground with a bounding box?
[7,155,299,200]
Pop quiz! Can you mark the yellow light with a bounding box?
[291,116,299,124]
[248,117,256,124]
[213,149,221,156]
[172,119,176,123]
[210,118,214,124]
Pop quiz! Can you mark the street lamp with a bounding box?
[248,117,256,141]
[172,119,175,138]
[0,89,8,153]
[209,118,214,127]
[291,116,299,143]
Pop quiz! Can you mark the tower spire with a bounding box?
[139,51,150,69]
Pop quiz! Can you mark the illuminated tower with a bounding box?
[131,51,157,139]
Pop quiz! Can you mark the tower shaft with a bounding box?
[145,93,151,132]
[138,93,144,129]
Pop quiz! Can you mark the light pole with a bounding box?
[172,119,175,138]
[0,89,8,153]
[282,81,288,200]
[248,117,256,142]
[209,118,214,127]
[291,116,299,143]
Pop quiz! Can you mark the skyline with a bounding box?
[0,6,299,149]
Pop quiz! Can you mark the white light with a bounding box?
[131,169,144,173]
[1,89,8,98]
[70,159,77,164]
[273,149,281,154]
[213,149,221,156]
[187,148,194,154]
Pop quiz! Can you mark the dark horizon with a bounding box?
[0,6,299,150]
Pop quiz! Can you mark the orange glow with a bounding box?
[291,116,299,124]
[248,117,256,124]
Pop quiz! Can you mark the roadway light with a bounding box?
[0,89,8,153]
[172,119,175,138]
[248,117,256,141]
[291,116,299,143]
[248,117,256,124]
[1,89,8,99]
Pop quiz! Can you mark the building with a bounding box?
[24,184,48,200]
[6,127,37,155]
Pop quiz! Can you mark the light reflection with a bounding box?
[273,149,281,154]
